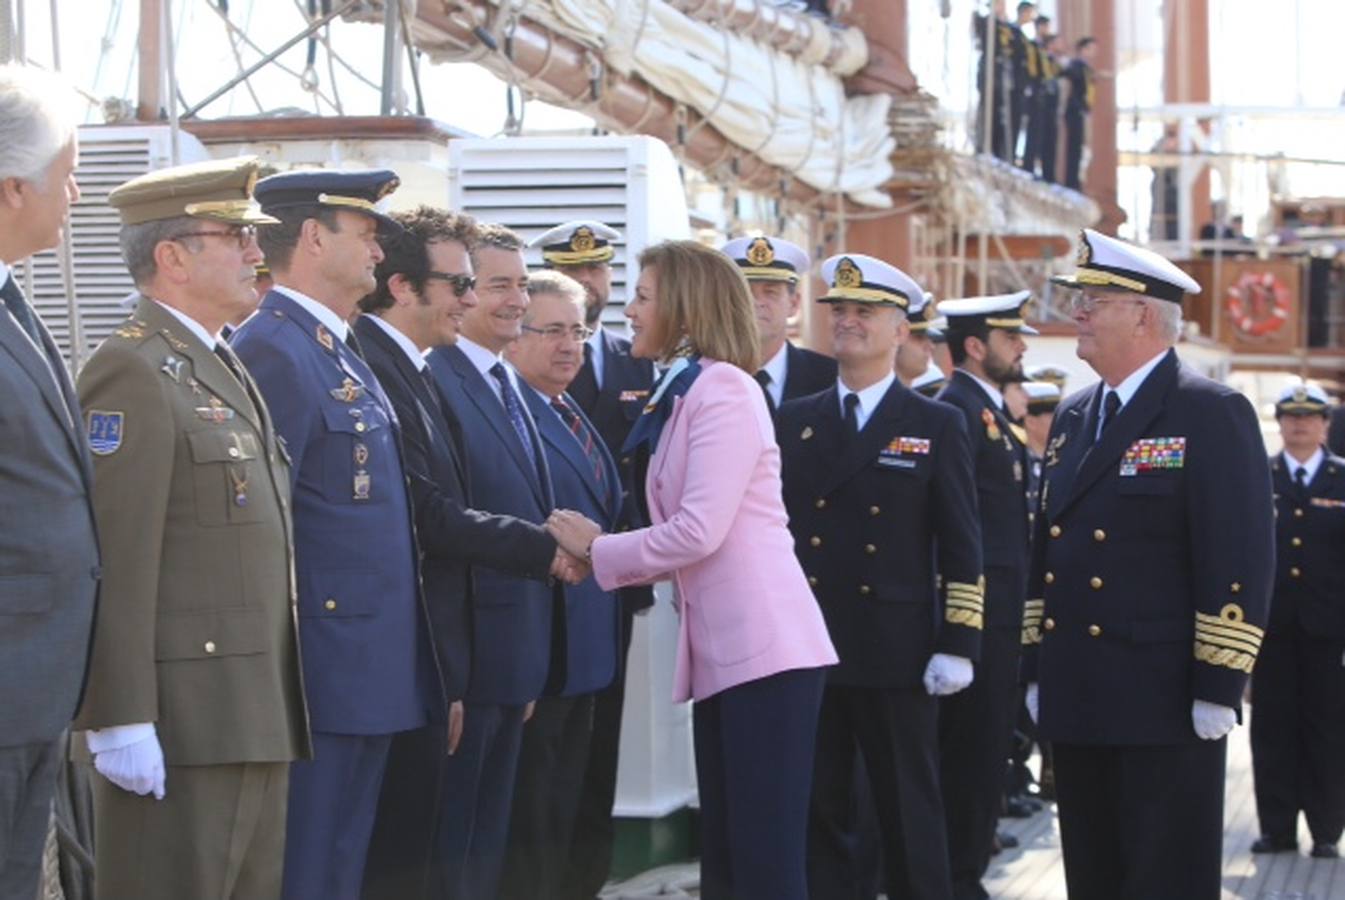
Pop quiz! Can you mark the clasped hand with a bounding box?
[546,509,603,563]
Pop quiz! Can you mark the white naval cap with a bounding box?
[937,290,1039,335]
[908,292,946,339]
[1275,382,1331,416]
[1026,364,1068,390]
[911,360,947,395]
[818,253,920,310]
[531,220,621,266]
[1051,228,1201,302]
[1023,380,1062,414]
[720,235,809,284]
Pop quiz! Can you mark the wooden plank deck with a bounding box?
[985,706,1344,899]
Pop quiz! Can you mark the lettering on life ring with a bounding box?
[1224,271,1291,339]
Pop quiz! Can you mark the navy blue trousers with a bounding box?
[693,666,826,900]
[283,732,392,900]
[436,701,525,900]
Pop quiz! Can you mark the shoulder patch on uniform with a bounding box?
[87,410,125,455]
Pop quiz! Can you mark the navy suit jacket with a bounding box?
[567,328,657,613]
[231,290,431,734]
[426,343,560,705]
[781,341,838,403]
[354,317,556,703]
[522,386,623,696]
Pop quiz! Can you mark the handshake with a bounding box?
[546,509,604,585]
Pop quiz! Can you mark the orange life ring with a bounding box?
[1224,271,1292,338]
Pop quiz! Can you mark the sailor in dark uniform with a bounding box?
[779,254,984,900]
[1023,228,1274,899]
[721,235,835,411]
[896,292,945,388]
[913,360,948,399]
[931,291,1035,900]
[1251,382,1345,860]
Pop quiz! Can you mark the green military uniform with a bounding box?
[73,157,310,900]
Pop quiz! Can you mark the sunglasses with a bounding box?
[424,271,477,298]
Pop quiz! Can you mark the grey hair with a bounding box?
[0,65,78,183]
[120,215,200,288]
[525,269,586,323]
[1144,297,1183,343]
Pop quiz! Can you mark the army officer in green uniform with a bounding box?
[74,156,310,900]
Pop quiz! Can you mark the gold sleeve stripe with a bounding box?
[946,581,984,596]
[1022,624,1043,645]
[1024,599,1045,612]
[1196,605,1264,638]
[1195,621,1263,648]
[1193,642,1256,674]
[1193,633,1261,658]
[946,608,984,629]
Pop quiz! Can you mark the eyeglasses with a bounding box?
[170,225,257,250]
[1069,294,1146,316]
[423,271,477,298]
[522,324,594,343]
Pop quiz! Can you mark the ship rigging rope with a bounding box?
[203,0,340,112]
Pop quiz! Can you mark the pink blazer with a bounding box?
[591,359,837,702]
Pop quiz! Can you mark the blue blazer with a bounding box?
[522,386,623,696]
[231,291,430,734]
[426,344,559,705]
[354,316,557,704]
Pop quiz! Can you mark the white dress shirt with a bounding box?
[838,371,896,432]
[759,342,789,409]
[272,284,350,343]
[362,313,427,372]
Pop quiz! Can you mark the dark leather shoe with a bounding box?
[1003,796,1036,819]
[997,831,1020,850]
[1251,835,1297,854]
[1310,842,1340,859]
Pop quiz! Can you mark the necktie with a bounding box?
[553,395,605,486]
[754,369,776,415]
[214,342,243,384]
[843,392,860,437]
[1098,390,1121,436]
[2,275,43,347]
[1295,465,1308,496]
[418,367,446,418]
[489,362,540,478]
[344,327,367,361]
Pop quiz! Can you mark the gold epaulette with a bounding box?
[1193,604,1263,674]
[1022,598,1045,645]
[946,577,986,630]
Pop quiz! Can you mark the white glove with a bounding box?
[1191,700,1237,740]
[923,654,974,696]
[1025,683,1040,724]
[87,723,166,800]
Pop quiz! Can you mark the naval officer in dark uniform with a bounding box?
[779,254,984,900]
[528,219,657,899]
[933,291,1035,900]
[1251,382,1345,860]
[721,234,836,411]
[1023,228,1274,899]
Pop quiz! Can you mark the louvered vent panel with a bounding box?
[450,138,690,330]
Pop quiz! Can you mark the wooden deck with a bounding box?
[985,708,1344,900]
[603,705,1343,899]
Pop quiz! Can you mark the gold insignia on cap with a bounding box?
[746,237,775,267]
[571,227,597,254]
[1076,232,1093,266]
[834,257,863,290]
[1293,386,1308,403]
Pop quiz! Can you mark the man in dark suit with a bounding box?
[530,219,656,899]
[1250,383,1345,860]
[933,291,1036,900]
[501,270,623,900]
[0,65,99,900]
[780,253,984,900]
[426,223,564,900]
[352,206,575,900]
[1024,228,1273,899]
[721,235,836,411]
[231,169,437,900]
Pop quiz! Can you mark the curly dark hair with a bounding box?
[360,205,480,313]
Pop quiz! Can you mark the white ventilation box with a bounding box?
[18,125,210,369]
[447,135,692,329]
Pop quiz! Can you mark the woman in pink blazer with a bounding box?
[548,240,836,900]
